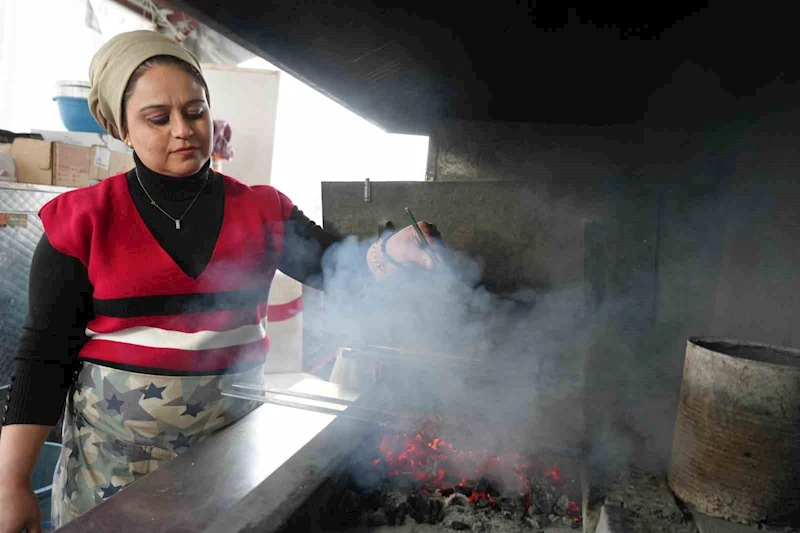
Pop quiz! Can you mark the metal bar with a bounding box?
[343,345,481,366]
[0,181,72,194]
[220,390,391,426]
[0,210,39,216]
[230,383,355,407]
[365,344,474,361]
[228,383,401,418]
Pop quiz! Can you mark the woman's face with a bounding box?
[124,65,212,177]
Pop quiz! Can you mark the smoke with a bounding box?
[296,193,725,478]
[279,110,800,490]
[302,234,657,466]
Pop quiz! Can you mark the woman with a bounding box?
[0,30,439,533]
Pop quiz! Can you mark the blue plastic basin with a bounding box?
[53,96,106,134]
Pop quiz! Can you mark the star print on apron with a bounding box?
[50,362,264,528]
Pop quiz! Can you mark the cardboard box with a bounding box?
[9,138,134,188]
[32,129,131,154]
[53,143,91,188]
[10,138,52,185]
[0,152,15,181]
[89,147,134,180]
[109,150,135,177]
[89,146,110,181]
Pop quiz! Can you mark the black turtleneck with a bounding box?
[4,156,340,426]
[128,154,223,279]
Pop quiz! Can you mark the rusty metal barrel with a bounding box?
[669,337,800,525]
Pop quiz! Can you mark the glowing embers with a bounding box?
[360,427,582,530]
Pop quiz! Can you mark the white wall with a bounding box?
[237,57,429,223]
[0,0,151,133]
[201,65,280,186]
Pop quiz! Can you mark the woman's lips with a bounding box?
[172,147,199,155]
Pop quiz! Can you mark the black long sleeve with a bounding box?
[4,235,92,425]
[278,206,340,290]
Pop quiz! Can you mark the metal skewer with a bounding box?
[220,389,395,426]
[230,382,402,417]
[405,207,439,264]
[230,383,355,407]
[355,345,480,365]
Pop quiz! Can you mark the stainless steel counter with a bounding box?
[56,373,370,533]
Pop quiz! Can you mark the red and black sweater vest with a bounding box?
[39,173,294,375]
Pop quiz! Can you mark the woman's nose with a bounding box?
[171,116,193,139]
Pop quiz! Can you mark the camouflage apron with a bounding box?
[50,362,264,528]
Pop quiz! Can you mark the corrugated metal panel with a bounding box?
[0,183,64,386]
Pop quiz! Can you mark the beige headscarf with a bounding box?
[89,30,204,140]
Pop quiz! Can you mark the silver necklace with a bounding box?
[135,168,209,230]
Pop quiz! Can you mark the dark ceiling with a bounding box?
[175,2,797,135]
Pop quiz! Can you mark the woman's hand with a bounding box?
[367,222,443,280]
[0,480,41,533]
[0,425,52,533]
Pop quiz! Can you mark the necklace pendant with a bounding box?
[175,219,181,230]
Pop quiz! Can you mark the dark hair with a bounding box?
[121,55,210,131]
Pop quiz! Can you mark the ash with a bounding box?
[329,487,580,533]
[323,466,581,533]
[366,522,575,533]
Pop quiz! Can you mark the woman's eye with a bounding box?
[148,117,168,126]
[186,110,205,120]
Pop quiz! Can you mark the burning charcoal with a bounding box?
[445,493,471,508]
[549,513,557,522]
[367,509,388,527]
[390,474,419,491]
[430,494,446,521]
[455,485,474,497]
[408,492,445,524]
[476,498,491,509]
[571,517,581,529]
[497,494,524,511]
[476,478,502,498]
[554,493,570,515]
[341,490,361,515]
[497,495,526,522]
[443,509,475,531]
[525,515,546,531]
[329,489,362,528]
[381,490,407,509]
[359,489,384,511]
[380,491,408,525]
[439,487,455,498]
[418,456,441,478]
[530,485,555,515]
